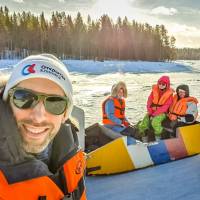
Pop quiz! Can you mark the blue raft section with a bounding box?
[86,155,200,200]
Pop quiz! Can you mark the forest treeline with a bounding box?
[0,6,177,61]
[176,48,200,60]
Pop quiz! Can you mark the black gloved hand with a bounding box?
[185,114,194,123]
[0,99,52,183]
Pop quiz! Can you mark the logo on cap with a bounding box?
[22,64,36,75]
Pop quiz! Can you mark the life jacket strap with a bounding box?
[151,103,162,107]
[170,112,185,117]
[72,177,85,200]
[38,196,47,200]
[114,106,125,115]
[103,116,124,120]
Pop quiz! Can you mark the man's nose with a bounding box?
[29,101,47,123]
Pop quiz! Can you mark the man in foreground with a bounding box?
[0,54,86,200]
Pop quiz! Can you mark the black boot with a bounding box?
[161,129,171,139]
[121,126,142,141]
[146,129,155,142]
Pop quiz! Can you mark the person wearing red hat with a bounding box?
[138,76,174,142]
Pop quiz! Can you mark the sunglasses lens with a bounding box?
[13,89,37,109]
[45,96,68,115]
[11,88,68,115]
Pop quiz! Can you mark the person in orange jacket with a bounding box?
[0,54,86,200]
[163,84,198,137]
[138,76,174,141]
[102,81,141,140]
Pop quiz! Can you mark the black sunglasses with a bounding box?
[9,87,69,115]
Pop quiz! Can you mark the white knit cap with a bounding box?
[3,54,73,117]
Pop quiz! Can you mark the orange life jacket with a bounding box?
[102,96,125,125]
[151,84,173,108]
[0,125,86,200]
[168,94,198,121]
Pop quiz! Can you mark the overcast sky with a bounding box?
[1,0,200,48]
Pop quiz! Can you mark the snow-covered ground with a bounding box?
[64,60,193,74]
[0,59,200,127]
[0,59,195,74]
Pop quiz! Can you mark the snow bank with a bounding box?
[64,60,191,74]
[0,59,192,74]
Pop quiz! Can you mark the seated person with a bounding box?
[163,84,199,137]
[102,81,141,140]
[138,76,174,142]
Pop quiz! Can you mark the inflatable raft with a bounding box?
[86,123,200,175]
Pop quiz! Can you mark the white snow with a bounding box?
[0,59,199,127]
[64,60,192,74]
[0,59,193,74]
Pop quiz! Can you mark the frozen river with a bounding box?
[0,59,200,127]
[72,70,200,127]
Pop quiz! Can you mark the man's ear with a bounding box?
[62,110,68,123]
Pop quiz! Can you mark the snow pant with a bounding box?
[138,113,166,137]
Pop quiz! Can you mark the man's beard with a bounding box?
[17,119,56,154]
